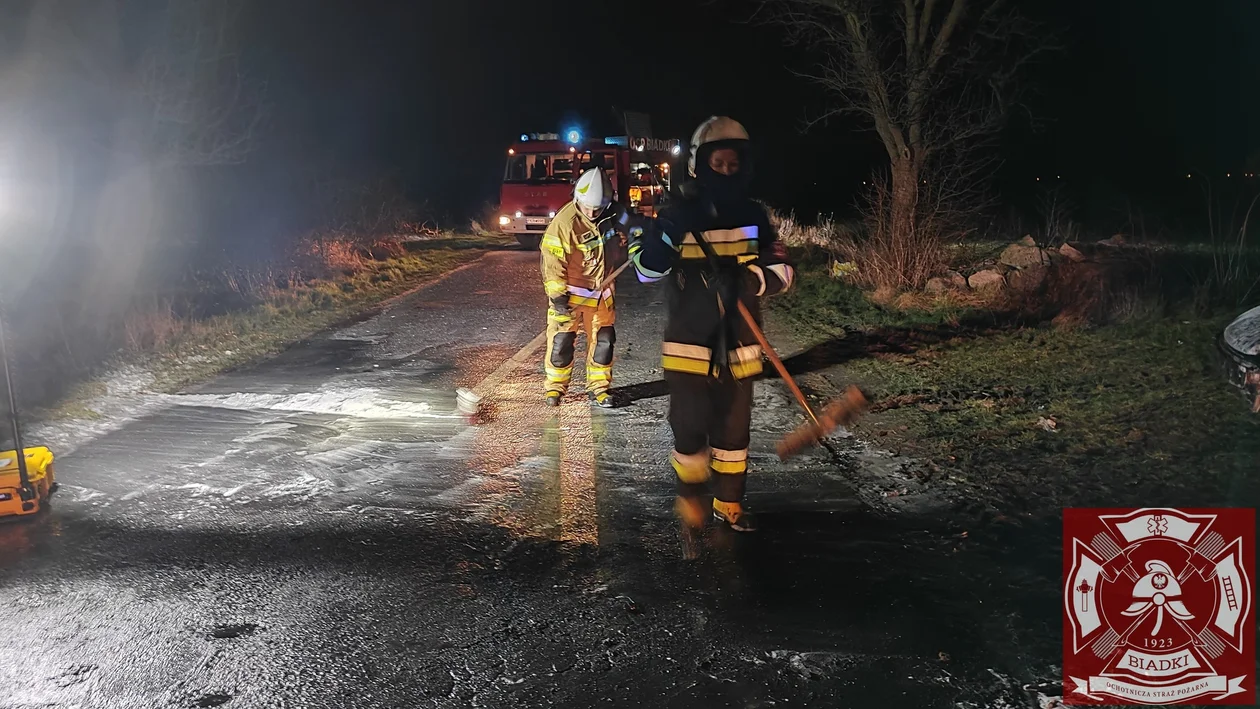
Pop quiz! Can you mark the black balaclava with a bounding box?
[693,138,754,208]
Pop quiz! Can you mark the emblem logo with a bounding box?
[1064,508,1254,704]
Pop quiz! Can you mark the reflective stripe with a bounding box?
[730,358,763,379]
[587,364,612,383]
[671,450,711,483]
[683,226,759,244]
[632,251,670,280]
[662,342,713,360]
[545,365,573,380]
[567,295,600,308]
[662,355,710,375]
[541,233,566,258]
[567,284,613,299]
[767,263,795,290]
[680,240,759,259]
[662,343,761,378]
[711,458,747,474]
[711,448,748,473]
[747,264,767,296]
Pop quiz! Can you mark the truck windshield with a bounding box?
[504,152,616,184]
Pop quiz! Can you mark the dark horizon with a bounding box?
[232,0,1260,225]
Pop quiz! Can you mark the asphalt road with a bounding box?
[1,249,1066,709]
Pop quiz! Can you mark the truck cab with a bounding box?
[498,132,678,248]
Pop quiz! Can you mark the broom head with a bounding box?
[776,385,870,460]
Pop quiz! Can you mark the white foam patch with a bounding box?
[28,366,167,456]
[260,472,336,500]
[171,389,456,420]
[176,482,248,498]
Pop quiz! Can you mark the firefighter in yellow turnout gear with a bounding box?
[540,168,627,408]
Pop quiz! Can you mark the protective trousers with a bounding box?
[665,370,753,526]
[545,299,616,396]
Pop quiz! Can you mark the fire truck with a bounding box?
[497,129,682,248]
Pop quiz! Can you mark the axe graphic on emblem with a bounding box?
[1176,531,1226,583]
[1091,533,1140,582]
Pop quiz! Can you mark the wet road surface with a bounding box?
[1,249,1067,708]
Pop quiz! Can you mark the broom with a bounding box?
[455,257,633,418]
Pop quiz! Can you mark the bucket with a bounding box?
[455,388,482,419]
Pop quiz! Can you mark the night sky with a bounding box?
[189,0,1260,223]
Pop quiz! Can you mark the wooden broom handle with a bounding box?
[736,299,819,426]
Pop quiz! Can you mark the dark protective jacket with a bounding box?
[630,196,794,378]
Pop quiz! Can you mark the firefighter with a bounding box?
[540,167,627,408]
[628,117,794,536]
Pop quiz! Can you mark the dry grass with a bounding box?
[123,299,182,352]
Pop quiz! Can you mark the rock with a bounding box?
[924,277,950,295]
[1008,264,1048,292]
[1098,234,1127,246]
[1059,243,1086,262]
[999,243,1053,269]
[967,269,1006,291]
[1018,235,1037,246]
[946,270,969,289]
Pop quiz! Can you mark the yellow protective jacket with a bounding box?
[540,201,624,308]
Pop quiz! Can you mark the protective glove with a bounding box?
[743,263,768,296]
[549,294,571,319]
[596,205,629,243]
[705,266,741,312]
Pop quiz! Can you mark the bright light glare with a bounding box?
[670,144,681,156]
[499,215,510,226]
[508,148,515,155]
[548,211,556,218]
[567,130,581,144]
[514,211,523,218]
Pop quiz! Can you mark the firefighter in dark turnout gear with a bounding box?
[628,117,795,535]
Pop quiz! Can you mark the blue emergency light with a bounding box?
[604,136,629,147]
[520,134,529,141]
[566,129,582,144]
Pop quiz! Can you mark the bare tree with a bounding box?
[765,0,1050,275]
[32,0,266,168]
[133,0,266,167]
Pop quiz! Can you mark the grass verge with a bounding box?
[773,262,1260,515]
[40,234,510,416]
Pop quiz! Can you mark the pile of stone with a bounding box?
[924,235,1111,296]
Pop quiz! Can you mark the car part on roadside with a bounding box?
[0,294,55,518]
[1219,304,1260,413]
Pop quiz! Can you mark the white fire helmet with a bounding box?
[574,168,613,216]
[688,116,751,177]
[1121,560,1194,636]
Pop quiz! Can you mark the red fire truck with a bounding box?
[498,130,681,248]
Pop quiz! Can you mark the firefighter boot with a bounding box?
[589,390,617,408]
[710,446,755,532]
[545,391,562,407]
[675,496,706,560]
[713,500,757,533]
[672,449,711,560]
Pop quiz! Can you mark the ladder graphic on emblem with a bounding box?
[1224,576,1239,612]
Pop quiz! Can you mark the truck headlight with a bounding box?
[514,211,523,218]
[498,215,510,226]
[548,211,556,218]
